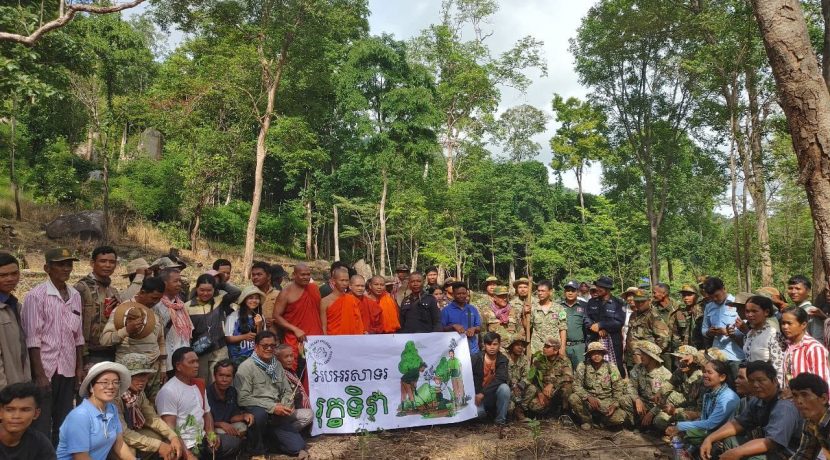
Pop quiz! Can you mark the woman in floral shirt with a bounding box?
[742,296,784,385]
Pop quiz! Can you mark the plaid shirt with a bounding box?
[21,279,84,379]
[791,406,830,460]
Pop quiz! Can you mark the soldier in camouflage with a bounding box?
[509,278,539,345]
[624,289,670,370]
[568,341,627,430]
[667,284,705,365]
[472,276,499,313]
[624,341,674,432]
[521,337,573,417]
[651,283,676,367]
[480,286,520,351]
[662,345,704,425]
[524,280,567,356]
[505,334,530,420]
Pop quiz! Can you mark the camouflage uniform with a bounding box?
[527,302,567,355]
[568,358,628,427]
[481,303,521,352]
[75,274,120,365]
[667,304,703,362]
[508,295,538,343]
[522,351,573,415]
[507,352,529,409]
[664,367,704,421]
[624,307,670,369]
[624,358,674,431]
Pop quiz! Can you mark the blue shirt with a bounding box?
[701,295,745,361]
[677,384,739,432]
[56,399,122,460]
[440,302,482,353]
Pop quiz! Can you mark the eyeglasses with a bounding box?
[258,343,277,350]
[94,380,121,388]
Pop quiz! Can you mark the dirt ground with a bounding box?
[286,418,673,460]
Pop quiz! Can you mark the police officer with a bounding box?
[562,280,587,369]
[584,276,626,375]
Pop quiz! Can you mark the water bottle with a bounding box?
[671,436,690,460]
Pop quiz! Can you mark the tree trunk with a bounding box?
[190,198,205,252]
[823,0,830,85]
[666,256,674,283]
[745,68,774,286]
[508,260,516,288]
[379,169,388,276]
[9,99,21,221]
[304,174,313,260]
[411,243,418,274]
[333,204,340,262]
[118,122,128,163]
[242,79,278,279]
[728,134,745,291]
[576,162,586,224]
[102,152,109,243]
[751,0,830,290]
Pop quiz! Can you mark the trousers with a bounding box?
[244,406,306,456]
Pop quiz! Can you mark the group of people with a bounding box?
[3,248,830,460]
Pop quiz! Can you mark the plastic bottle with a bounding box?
[671,436,690,460]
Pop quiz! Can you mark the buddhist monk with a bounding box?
[320,268,364,335]
[368,275,401,333]
[352,275,382,334]
[272,263,323,368]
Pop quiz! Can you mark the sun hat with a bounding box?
[79,361,131,398]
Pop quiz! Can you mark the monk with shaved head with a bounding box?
[368,275,400,333]
[320,268,364,335]
[350,275,382,334]
[272,263,323,374]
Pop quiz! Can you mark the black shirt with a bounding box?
[0,428,56,460]
[206,384,242,423]
[399,291,441,333]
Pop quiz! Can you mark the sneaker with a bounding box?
[581,423,591,431]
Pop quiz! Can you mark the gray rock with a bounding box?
[88,170,104,182]
[45,210,104,241]
[352,258,373,280]
[138,128,163,160]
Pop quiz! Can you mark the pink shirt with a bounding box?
[784,334,830,387]
[21,278,84,379]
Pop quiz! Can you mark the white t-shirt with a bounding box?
[155,377,211,449]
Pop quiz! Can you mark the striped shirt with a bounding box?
[21,278,84,379]
[784,334,830,388]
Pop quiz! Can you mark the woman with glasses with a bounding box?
[56,361,131,460]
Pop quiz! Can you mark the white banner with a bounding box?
[305,332,478,435]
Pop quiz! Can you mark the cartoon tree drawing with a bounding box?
[398,341,424,412]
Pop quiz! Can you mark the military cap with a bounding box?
[395,264,410,273]
[564,280,580,290]
[506,334,529,348]
[703,347,727,363]
[584,341,608,356]
[632,288,650,302]
[670,345,699,358]
[151,256,185,270]
[117,353,156,376]
[45,247,79,263]
[443,277,456,287]
[635,341,664,363]
[544,337,562,348]
[122,258,150,277]
[512,277,532,288]
[754,286,780,299]
[731,292,753,306]
[679,284,699,295]
[493,286,509,296]
[594,276,614,289]
[481,276,499,289]
[621,286,640,298]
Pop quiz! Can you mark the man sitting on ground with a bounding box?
[790,372,830,459]
[0,382,55,460]
[471,332,510,437]
[568,341,627,431]
[207,360,254,447]
[113,354,185,460]
[234,331,309,459]
[700,360,804,460]
[275,345,312,420]
[522,337,573,418]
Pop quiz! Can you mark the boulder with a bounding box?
[352,258,373,280]
[137,128,163,160]
[46,210,104,241]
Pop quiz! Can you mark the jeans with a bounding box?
[476,383,510,425]
[195,433,241,460]
[245,406,306,456]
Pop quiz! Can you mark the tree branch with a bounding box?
[0,0,147,45]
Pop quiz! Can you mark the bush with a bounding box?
[201,200,305,254]
[109,152,185,221]
[27,138,89,204]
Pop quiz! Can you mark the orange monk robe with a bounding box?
[283,283,323,366]
[377,292,401,333]
[357,296,383,334]
[326,294,365,335]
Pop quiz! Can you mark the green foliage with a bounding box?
[27,138,88,204]
[398,341,424,375]
[109,154,185,221]
[201,200,305,255]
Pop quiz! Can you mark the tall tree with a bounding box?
[572,0,697,284]
[549,94,609,223]
[750,0,830,291]
[411,0,546,185]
